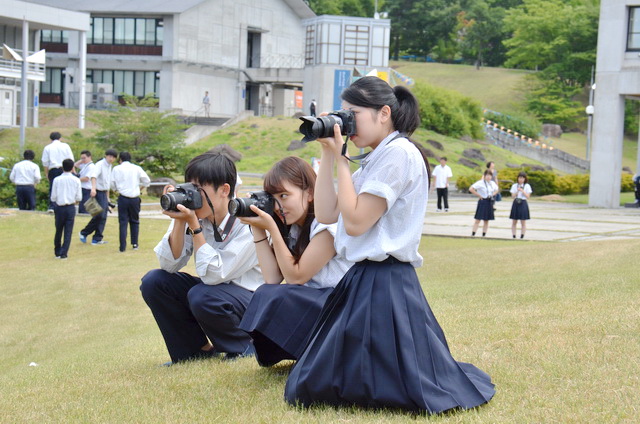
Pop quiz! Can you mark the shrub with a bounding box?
[484,110,542,140]
[0,157,50,210]
[412,82,483,139]
[621,173,635,192]
[455,174,478,193]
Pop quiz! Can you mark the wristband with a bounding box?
[253,236,269,244]
[187,226,203,236]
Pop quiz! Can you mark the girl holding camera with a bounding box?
[284,76,495,413]
[510,172,532,239]
[238,156,352,367]
[469,170,500,237]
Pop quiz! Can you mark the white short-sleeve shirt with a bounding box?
[471,179,499,198]
[287,220,353,289]
[335,131,429,268]
[432,164,453,188]
[510,183,532,199]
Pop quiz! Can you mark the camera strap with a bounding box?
[341,132,407,164]
[200,188,236,242]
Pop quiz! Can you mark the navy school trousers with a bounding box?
[140,269,254,362]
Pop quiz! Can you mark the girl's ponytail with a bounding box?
[392,85,420,136]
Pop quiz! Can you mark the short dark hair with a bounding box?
[62,158,74,172]
[23,149,35,160]
[50,132,61,141]
[486,161,494,168]
[483,169,493,177]
[517,172,528,184]
[105,149,118,158]
[185,153,237,199]
[440,156,447,161]
[81,150,92,157]
[119,151,132,162]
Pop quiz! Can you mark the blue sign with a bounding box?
[333,70,351,111]
[34,95,39,107]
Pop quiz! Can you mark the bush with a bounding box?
[412,82,483,139]
[484,110,542,140]
[556,174,590,195]
[455,174,479,193]
[621,173,635,192]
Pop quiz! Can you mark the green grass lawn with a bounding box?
[391,61,532,113]
[1,211,638,423]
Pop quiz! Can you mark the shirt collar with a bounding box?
[217,213,231,232]
[360,130,400,169]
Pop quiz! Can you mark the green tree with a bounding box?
[456,1,507,68]
[307,0,378,17]
[89,94,190,176]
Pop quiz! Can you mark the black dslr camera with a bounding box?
[299,109,357,142]
[160,183,203,212]
[228,191,274,217]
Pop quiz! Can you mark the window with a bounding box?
[89,17,163,46]
[305,25,315,65]
[40,30,68,43]
[87,69,159,97]
[344,25,369,66]
[42,68,63,94]
[629,7,640,50]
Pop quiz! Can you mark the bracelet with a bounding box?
[253,236,269,244]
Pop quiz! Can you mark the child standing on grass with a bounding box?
[238,156,352,367]
[50,159,81,259]
[469,170,500,237]
[284,76,495,413]
[510,172,532,239]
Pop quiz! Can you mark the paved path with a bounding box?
[140,195,640,242]
[424,197,640,242]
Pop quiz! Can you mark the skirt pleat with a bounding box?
[509,199,530,220]
[474,198,495,221]
[239,284,333,366]
[284,260,495,413]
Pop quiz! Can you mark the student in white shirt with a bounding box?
[285,76,494,413]
[10,149,41,210]
[110,151,151,252]
[431,156,453,211]
[74,150,96,214]
[469,170,500,237]
[79,149,117,245]
[140,153,263,365]
[42,132,74,211]
[510,172,533,239]
[237,156,352,367]
[50,159,82,259]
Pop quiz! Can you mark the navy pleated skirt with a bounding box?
[474,198,495,221]
[240,284,333,366]
[509,199,530,220]
[284,259,495,414]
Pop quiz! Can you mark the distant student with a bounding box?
[74,150,95,214]
[50,159,82,259]
[510,172,532,239]
[431,156,453,212]
[203,91,211,117]
[110,151,151,252]
[79,149,117,245]
[309,99,317,117]
[42,131,74,212]
[10,149,41,210]
[469,170,499,237]
[486,161,501,203]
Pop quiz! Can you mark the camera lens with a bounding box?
[160,193,176,211]
[299,115,341,142]
[228,198,257,217]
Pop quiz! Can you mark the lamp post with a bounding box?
[585,68,595,160]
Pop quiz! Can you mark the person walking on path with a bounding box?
[10,149,41,210]
[469,170,499,237]
[309,99,317,117]
[42,132,74,212]
[510,172,532,239]
[110,152,150,252]
[50,159,82,259]
[74,150,95,214]
[285,76,495,413]
[202,91,211,117]
[79,149,117,245]
[431,157,453,212]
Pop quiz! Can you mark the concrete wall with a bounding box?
[589,0,640,207]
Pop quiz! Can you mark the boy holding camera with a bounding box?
[140,153,263,365]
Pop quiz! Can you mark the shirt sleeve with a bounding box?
[42,147,50,168]
[33,164,41,183]
[139,168,151,187]
[525,184,533,195]
[75,181,82,202]
[471,180,483,191]
[194,223,259,285]
[510,183,517,194]
[110,167,118,191]
[50,179,58,202]
[359,144,416,212]
[447,166,453,178]
[154,220,193,273]
[9,167,16,183]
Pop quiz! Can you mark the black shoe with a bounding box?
[132,244,139,250]
[60,255,68,260]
